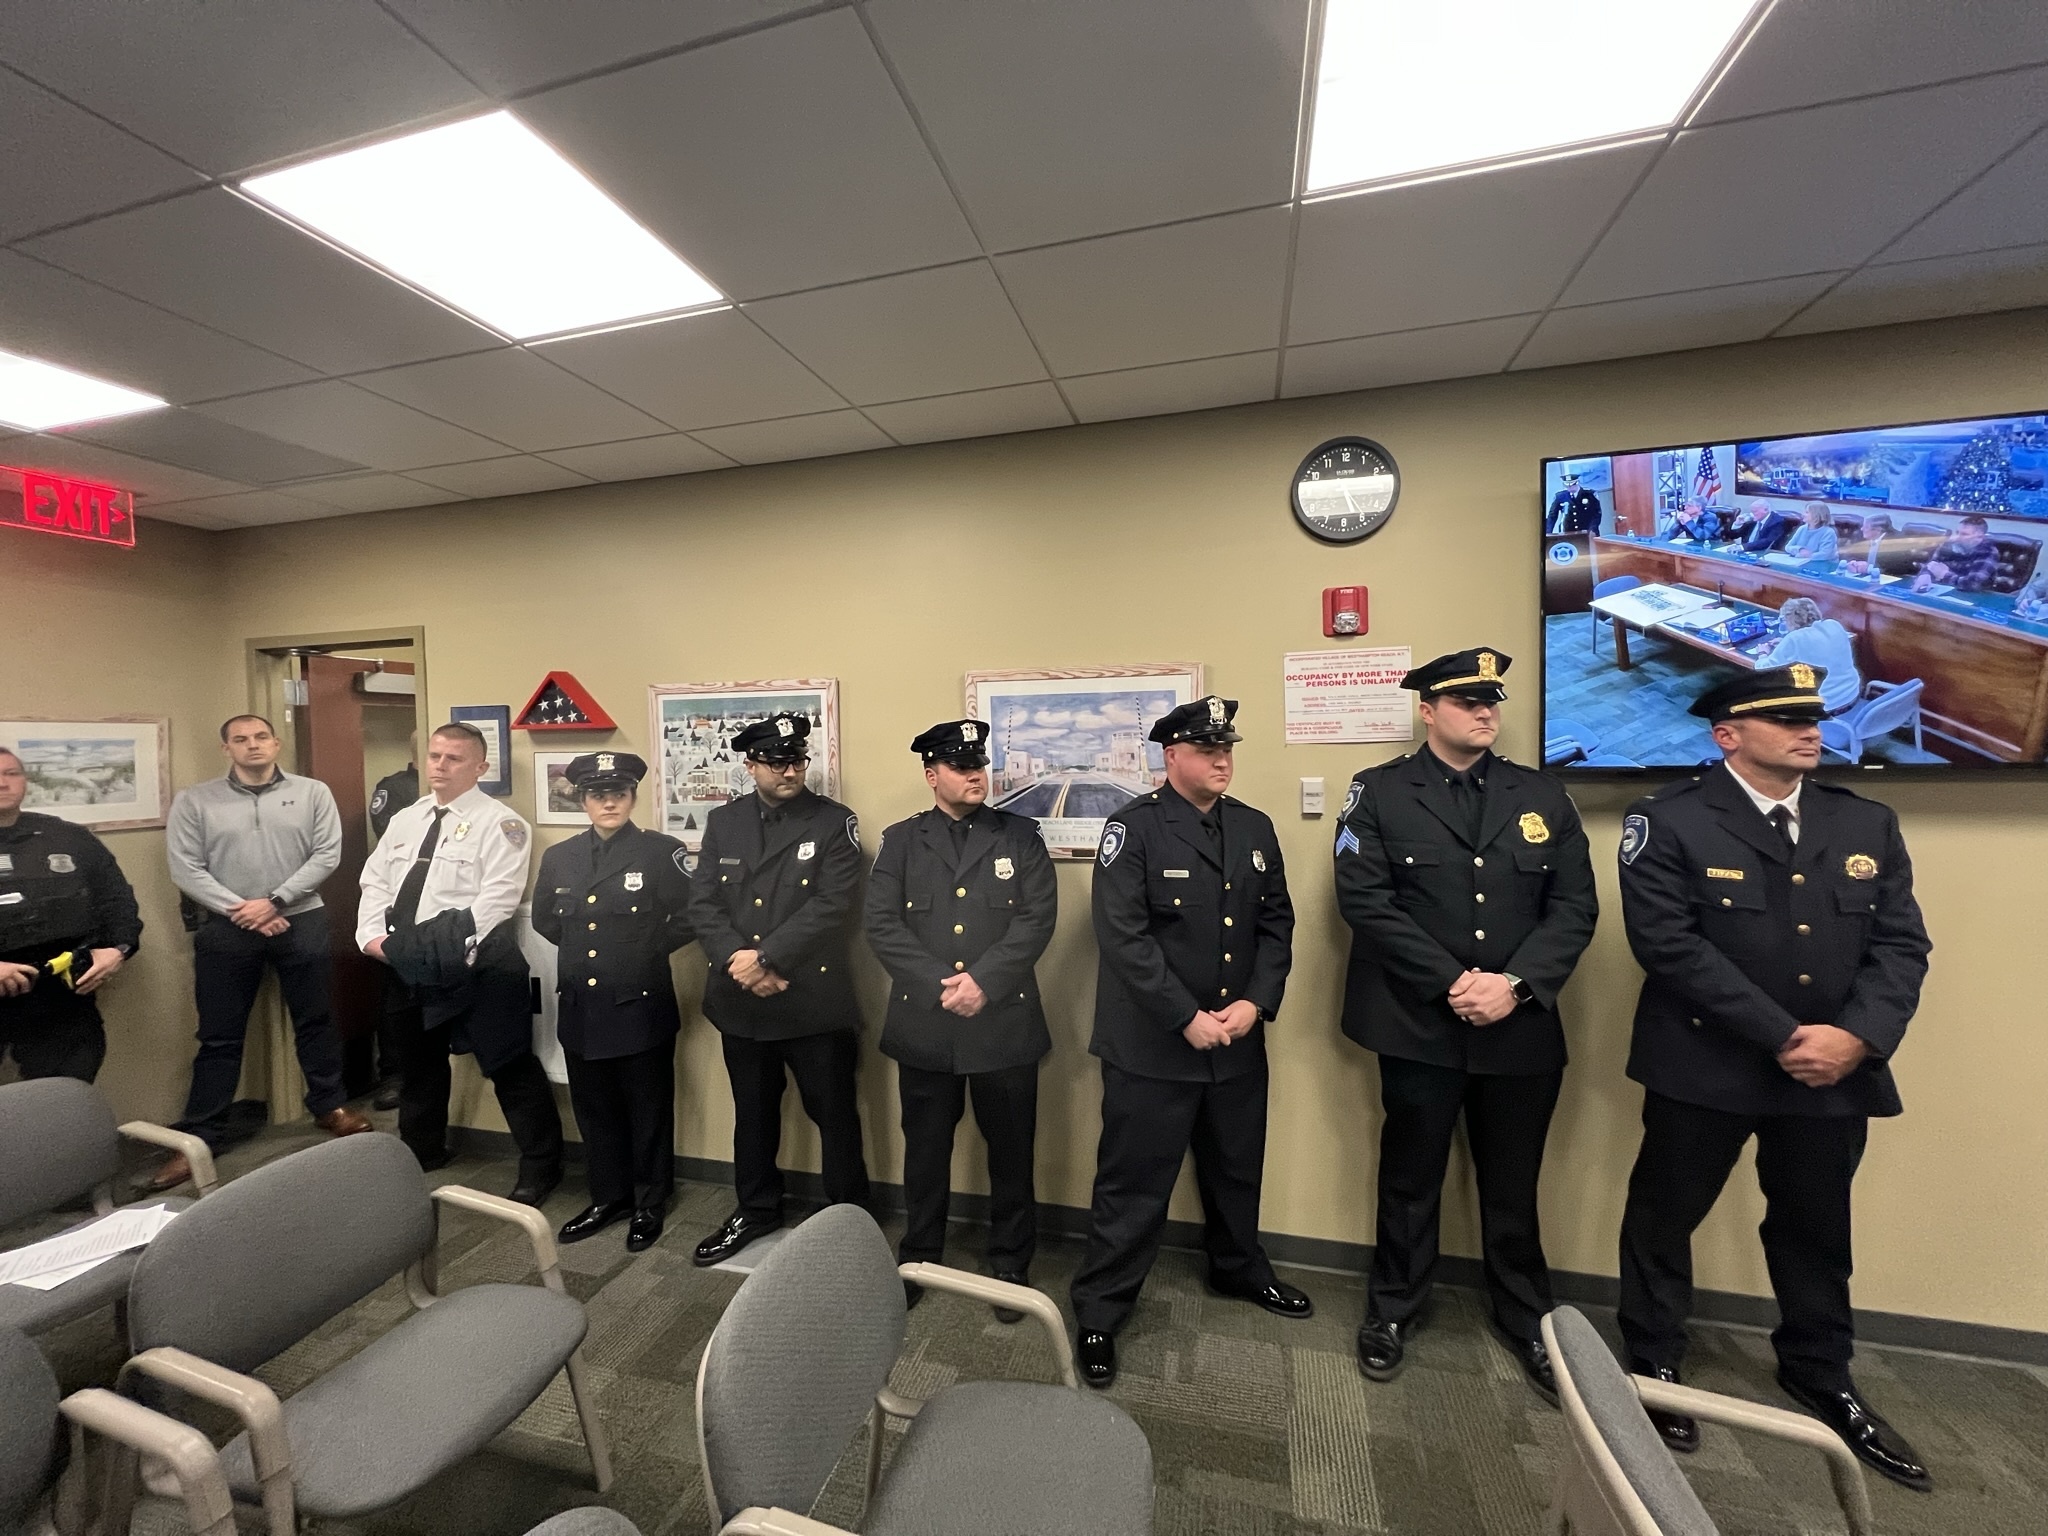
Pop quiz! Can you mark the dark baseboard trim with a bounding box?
[448,1128,2048,1367]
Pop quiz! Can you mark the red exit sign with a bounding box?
[1,465,136,548]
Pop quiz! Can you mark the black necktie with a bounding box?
[1769,805,1795,852]
[1449,772,1481,843]
[949,813,971,855]
[393,807,448,928]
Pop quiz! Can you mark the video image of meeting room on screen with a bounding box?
[1539,410,2048,772]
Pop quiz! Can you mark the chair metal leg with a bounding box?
[562,1349,613,1493]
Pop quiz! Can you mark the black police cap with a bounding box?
[1402,647,1511,702]
[731,713,812,761]
[1689,664,1828,724]
[911,719,990,767]
[564,750,647,794]
[1148,695,1241,746]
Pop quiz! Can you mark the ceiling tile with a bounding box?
[138,488,341,527]
[535,310,846,430]
[1885,126,2048,262]
[383,0,812,97]
[0,0,483,174]
[862,382,1072,444]
[0,71,201,242]
[354,348,669,451]
[520,9,979,299]
[24,190,503,374]
[1513,273,1842,371]
[63,408,362,483]
[539,433,737,480]
[140,504,236,532]
[1060,352,1276,424]
[996,206,1293,376]
[0,251,315,404]
[0,433,248,504]
[194,381,511,471]
[1282,315,1533,398]
[865,0,1310,250]
[745,263,1047,405]
[690,410,893,465]
[1694,0,2048,125]
[1565,69,2048,304]
[278,472,464,513]
[1778,244,2048,336]
[405,456,595,499]
[1288,143,1657,345]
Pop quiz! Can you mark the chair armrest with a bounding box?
[427,1184,566,1294]
[118,1122,218,1196]
[720,1508,857,1536]
[119,1347,294,1536]
[59,1387,237,1536]
[1633,1377,1875,1536]
[897,1262,1078,1389]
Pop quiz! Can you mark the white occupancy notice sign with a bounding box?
[1283,647,1413,745]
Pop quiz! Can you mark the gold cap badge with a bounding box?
[1519,811,1550,844]
[1479,651,1500,681]
[1844,853,1878,880]
[1790,662,1817,691]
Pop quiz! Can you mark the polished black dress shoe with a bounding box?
[371,1080,402,1112]
[1495,1324,1559,1404]
[692,1210,783,1268]
[1778,1374,1932,1491]
[1356,1316,1410,1381]
[507,1165,562,1207]
[1631,1362,1698,1453]
[625,1207,665,1253]
[991,1269,1029,1324]
[1209,1274,1315,1319]
[1077,1330,1117,1389]
[557,1200,631,1244]
[903,1280,926,1310]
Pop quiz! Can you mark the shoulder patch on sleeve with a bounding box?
[1619,813,1649,866]
[845,813,860,851]
[369,786,388,815]
[1098,821,1127,867]
[500,818,528,849]
[672,846,691,874]
[1341,779,1363,821]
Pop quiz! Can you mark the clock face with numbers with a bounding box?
[1291,436,1400,543]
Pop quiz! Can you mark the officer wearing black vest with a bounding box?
[1617,664,1932,1490]
[864,719,1057,1315]
[687,713,871,1266]
[1335,647,1597,1401]
[1070,695,1307,1389]
[534,752,695,1253]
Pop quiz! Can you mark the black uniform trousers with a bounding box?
[1619,1091,1866,1392]
[0,988,106,1082]
[566,1043,675,1210]
[1071,1062,1274,1334]
[1367,1055,1564,1342]
[722,1031,870,1218]
[897,1061,1038,1272]
[395,1004,563,1180]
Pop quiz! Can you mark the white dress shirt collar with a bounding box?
[1725,763,1803,838]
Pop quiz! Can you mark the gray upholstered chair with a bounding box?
[522,1508,644,1536]
[1541,1306,1873,1536]
[0,1077,216,1340]
[695,1203,1152,1536]
[0,1324,235,1536]
[116,1132,610,1536]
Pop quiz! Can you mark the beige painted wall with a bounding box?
[7,307,2044,1334]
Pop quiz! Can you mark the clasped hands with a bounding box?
[1182,998,1259,1050]
[226,897,290,936]
[1448,969,1517,1025]
[728,948,788,997]
[1778,1023,1868,1087]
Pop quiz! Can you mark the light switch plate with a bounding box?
[1301,777,1325,817]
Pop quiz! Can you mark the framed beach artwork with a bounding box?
[0,717,171,831]
[648,680,840,852]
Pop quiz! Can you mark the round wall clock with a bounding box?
[1291,436,1400,543]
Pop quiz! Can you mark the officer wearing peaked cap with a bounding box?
[1614,664,1933,1488]
[1070,695,1307,1390]
[1335,647,1597,1401]
[687,713,871,1266]
[534,751,695,1253]
[864,719,1057,1315]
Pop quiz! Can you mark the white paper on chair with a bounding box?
[0,1204,179,1290]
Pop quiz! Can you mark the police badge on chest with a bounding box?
[623,871,644,892]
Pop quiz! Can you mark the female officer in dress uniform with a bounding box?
[534,752,695,1253]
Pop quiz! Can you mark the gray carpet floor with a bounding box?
[36,1120,2048,1536]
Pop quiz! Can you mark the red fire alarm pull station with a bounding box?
[1,465,136,548]
[1322,586,1368,636]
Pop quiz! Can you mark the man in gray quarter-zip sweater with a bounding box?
[153,714,369,1190]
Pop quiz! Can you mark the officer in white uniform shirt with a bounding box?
[357,721,564,1203]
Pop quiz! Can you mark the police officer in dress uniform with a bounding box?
[688,713,871,1266]
[1617,665,1933,1490]
[1070,696,1308,1390]
[358,722,565,1204]
[536,752,695,1253]
[1546,472,1603,534]
[366,741,419,1109]
[0,746,141,1081]
[864,719,1057,1316]
[1334,648,1598,1401]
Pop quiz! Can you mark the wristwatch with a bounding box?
[1504,973,1535,1006]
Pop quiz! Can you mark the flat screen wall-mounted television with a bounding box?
[1538,410,2048,775]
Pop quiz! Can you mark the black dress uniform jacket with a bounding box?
[688,788,863,1042]
[1334,752,1597,1074]
[536,822,695,1060]
[1547,487,1603,534]
[368,765,418,839]
[0,813,143,968]
[1090,788,1293,1084]
[1619,764,1930,1118]
[864,806,1057,1074]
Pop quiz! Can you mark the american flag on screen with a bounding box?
[1692,449,1722,502]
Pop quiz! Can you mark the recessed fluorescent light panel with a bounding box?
[241,111,724,341]
[1307,0,1761,193]
[0,349,167,431]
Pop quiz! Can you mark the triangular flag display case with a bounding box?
[513,671,617,731]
